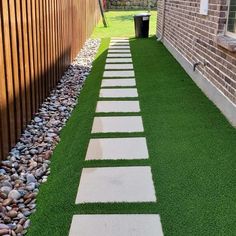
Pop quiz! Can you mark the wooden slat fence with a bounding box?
[0,0,101,160]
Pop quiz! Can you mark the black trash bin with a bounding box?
[134,13,151,38]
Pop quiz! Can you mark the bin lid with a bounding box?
[134,13,151,17]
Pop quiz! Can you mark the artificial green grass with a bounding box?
[28,32,236,236]
[92,10,157,38]
[130,37,236,235]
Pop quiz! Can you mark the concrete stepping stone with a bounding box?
[99,88,138,98]
[106,58,132,63]
[111,39,129,42]
[110,43,130,47]
[75,166,156,203]
[105,64,133,70]
[96,101,140,113]
[107,53,132,58]
[108,49,131,53]
[103,70,135,77]
[69,214,164,236]
[109,46,130,49]
[101,79,136,87]
[91,116,144,133]
[86,137,148,160]
[111,37,128,39]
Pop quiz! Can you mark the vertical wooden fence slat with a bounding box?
[21,0,32,122]
[35,0,42,105]
[39,0,45,101]
[47,0,51,91]
[43,0,48,97]
[27,0,36,116]
[0,5,10,159]
[54,1,59,83]
[9,0,22,139]
[58,0,62,78]
[15,0,27,129]
[52,0,56,86]
[2,0,16,147]
[31,0,39,112]
[45,0,50,94]
[0,0,100,161]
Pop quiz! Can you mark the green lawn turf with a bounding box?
[28,15,236,236]
[92,10,157,38]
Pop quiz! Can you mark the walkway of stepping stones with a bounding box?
[68,38,164,236]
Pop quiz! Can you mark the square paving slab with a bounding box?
[96,101,140,112]
[86,137,148,160]
[110,43,130,46]
[101,79,136,87]
[91,116,144,133]
[109,46,130,49]
[107,53,132,58]
[111,39,129,42]
[105,64,133,70]
[111,37,128,39]
[106,58,133,63]
[75,166,156,203]
[108,49,131,53]
[99,88,138,98]
[103,70,135,78]
[69,214,164,236]
[96,101,140,113]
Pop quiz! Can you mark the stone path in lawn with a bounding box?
[68,38,164,235]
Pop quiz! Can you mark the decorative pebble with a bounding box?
[0,228,9,235]
[7,210,17,218]
[15,224,23,234]
[26,174,37,184]
[23,219,30,229]
[8,190,21,200]
[0,224,9,230]
[2,199,13,207]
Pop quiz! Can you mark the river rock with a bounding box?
[8,190,21,200]
[26,174,37,184]
[3,198,13,207]
[7,210,18,218]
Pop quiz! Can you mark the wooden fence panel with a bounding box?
[0,0,100,160]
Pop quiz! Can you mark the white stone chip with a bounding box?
[75,166,156,203]
[105,64,133,70]
[106,58,133,63]
[86,137,148,160]
[108,49,131,53]
[103,70,135,77]
[101,79,136,87]
[69,214,164,236]
[107,53,132,58]
[99,88,138,98]
[91,116,144,133]
[96,101,140,113]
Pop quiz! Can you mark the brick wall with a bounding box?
[109,0,157,9]
[157,0,236,107]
